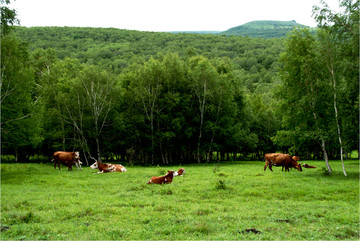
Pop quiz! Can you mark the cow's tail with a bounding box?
[51,158,54,162]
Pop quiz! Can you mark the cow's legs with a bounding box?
[75,162,79,170]
[264,161,269,171]
[74,161,82,171]
[269,165,273,172]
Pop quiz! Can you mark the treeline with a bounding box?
[1,0,358,169]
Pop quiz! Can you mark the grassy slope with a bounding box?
[1,160,359,240]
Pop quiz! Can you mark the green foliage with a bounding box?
[222,20,310,38]
[275,0,359,162]
[1,161,359,240]
[1,35,42,161]
[0,0,19,36]
[12,26,283,74]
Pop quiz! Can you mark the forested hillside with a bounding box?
[222,20,309,38]
[2,0,358,171]
[13,26,282,83]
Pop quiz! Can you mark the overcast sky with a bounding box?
[9,0,341,32]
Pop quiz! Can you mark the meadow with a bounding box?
[1,160,359,240]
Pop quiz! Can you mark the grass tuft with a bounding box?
[215,179,227,190]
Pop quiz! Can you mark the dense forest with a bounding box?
[1,1,359,174]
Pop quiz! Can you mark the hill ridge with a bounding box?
[221,20,309,38]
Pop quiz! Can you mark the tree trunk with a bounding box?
[309,88,332,174]
[330,68,347,176]
[321,138,332,173]
[197,94,205,163]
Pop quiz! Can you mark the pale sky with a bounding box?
[9,0,341,32]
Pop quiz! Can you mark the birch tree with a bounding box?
[278,28,333,173]
[75,66,118,162]
[188,56,217,163]
[313,0,359,175]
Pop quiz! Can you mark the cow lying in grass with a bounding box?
[90,160,127,174]
[176,168,185,176]
[147,170,177,184]
[264,153,302,172]
[302,163,316,168]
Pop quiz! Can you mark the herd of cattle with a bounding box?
[51,151,315,184]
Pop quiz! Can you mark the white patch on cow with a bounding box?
[75,151,80,159]
[90,162,98,169]
[173,172,178,176]
[75,161,82,171]
[165,178,167,182]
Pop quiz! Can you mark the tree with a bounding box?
[1,35,42,161]
[1,0,19,36]
[278,28,333,172]
[188,56,218,163]
[38,57,83,155]
[65,65,119,162]
[313,0,359,175]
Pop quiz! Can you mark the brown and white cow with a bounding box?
[147,170,178,184]
[90,161,127,174]
[264,153,302,172]
[175,168,185,176]
[52,151,82,171]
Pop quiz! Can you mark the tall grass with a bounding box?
[1,160,359,240]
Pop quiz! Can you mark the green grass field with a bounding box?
[1,160,359,240]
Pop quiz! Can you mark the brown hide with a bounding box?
[177,168,185,176]
[302,163,316,168]
[147,170,176,184]
[91,162,127,173]
[264,153,302,172]
[53,151,79,171]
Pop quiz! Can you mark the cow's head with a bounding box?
[74,151,80,159]
[292,156,302,171]
[294,162,302,171]
[90,161,98,169]
[121,166,127,172]
[176,168,185,176]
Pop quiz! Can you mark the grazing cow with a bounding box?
[264,153,302,172]
[302,163,316,168]
[52,151,82,171]
[147,170,177,184]
[90,161,127,174]
[281,156,301,171]
[176,168,185,176]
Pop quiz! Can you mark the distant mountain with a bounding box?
[221,20,309,38]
